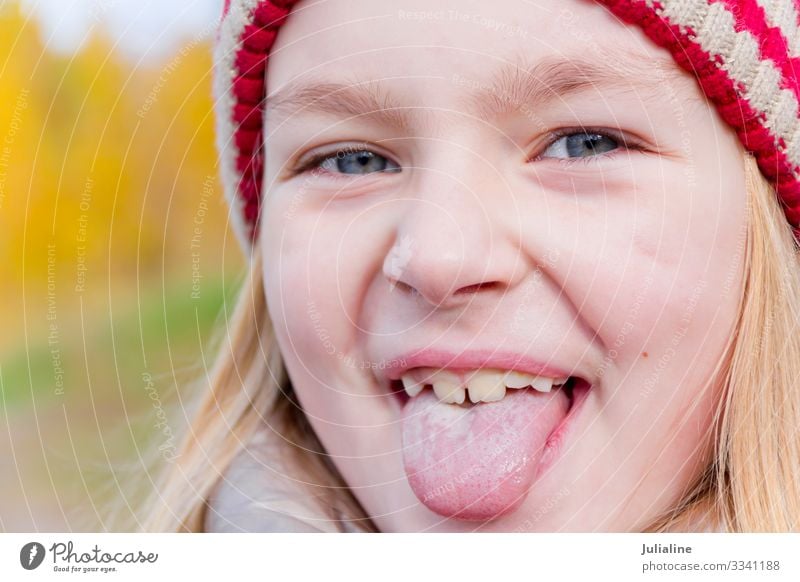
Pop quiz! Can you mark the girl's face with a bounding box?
[260,0,746,531]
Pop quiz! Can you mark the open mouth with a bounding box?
[389,370,579,409]
[386,366,591,522]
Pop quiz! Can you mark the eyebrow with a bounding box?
[465,52,685,120]
[265,53,688,132]
[267,78,419,133]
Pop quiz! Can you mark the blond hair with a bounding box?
[130,152,800,532]
[129,245,374,532]
[646,153,800,532]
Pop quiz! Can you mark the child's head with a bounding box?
[145,0,800,531]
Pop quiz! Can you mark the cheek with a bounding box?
[258,196,413,488]
[629,140,747,366]
[589,139,746,355]
[259,192,405,433]
[259,193,344,374]
[261,197,394,347]
[572,146,744,441]
[259,207,399,452]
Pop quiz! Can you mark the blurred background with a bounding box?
[0,0,245,530]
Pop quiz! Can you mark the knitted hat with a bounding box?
[215,0,800,249]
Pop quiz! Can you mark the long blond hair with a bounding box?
[132,152,799,532]
[646,153,800,532]
[130,245,375,532]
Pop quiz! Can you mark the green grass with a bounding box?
[0,273,243,410]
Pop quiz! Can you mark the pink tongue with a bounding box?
[402,388,569,521]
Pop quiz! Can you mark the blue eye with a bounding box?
[314,150,401,175]
[541,131,620,159]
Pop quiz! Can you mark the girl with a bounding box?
[139,0,800,532]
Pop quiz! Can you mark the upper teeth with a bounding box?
[431,371,465,404]
[400,368,569,404]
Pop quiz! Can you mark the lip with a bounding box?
[381,348,585,383]
[536,376,592,479]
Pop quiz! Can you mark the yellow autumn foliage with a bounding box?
[0,2,246,530]
[0,2,240,350]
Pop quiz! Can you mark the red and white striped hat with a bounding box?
[215,0,800,248]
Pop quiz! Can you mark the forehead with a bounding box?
[267,0,689,89]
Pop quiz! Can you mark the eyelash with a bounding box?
[290,146,395,180]
[534,127,644,167]
[290,128,643,177]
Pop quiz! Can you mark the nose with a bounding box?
[382,178,526,309]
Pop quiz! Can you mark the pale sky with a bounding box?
[17,0,224,60]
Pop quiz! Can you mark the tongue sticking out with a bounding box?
[401,387,569,521]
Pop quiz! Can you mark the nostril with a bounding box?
[387,278,415,294]
[455,281,503,295]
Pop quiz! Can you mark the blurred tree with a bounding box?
[0,2,242,530]
[0,1,237,350]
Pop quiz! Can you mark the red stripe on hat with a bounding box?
[241,24,280,53]
[229,1,299,242]
[253,2,292,28]
[712,0,800,103]
[236,48,269,79]
[596,0,800,227]
[234,103,263,130]
[233,75,265,104]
